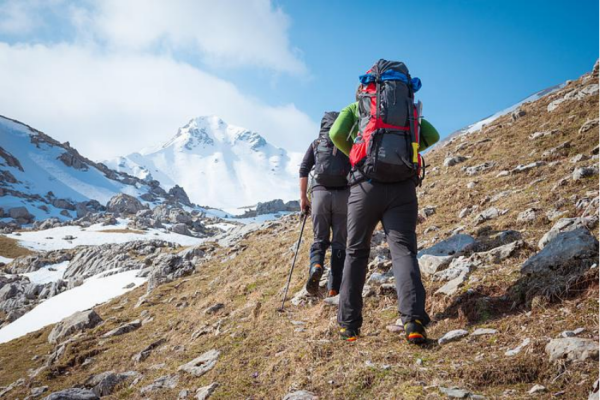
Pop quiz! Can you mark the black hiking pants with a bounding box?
[310,188,349,292]
[337,179,430,330]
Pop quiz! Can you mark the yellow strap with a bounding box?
[412,142,419,163]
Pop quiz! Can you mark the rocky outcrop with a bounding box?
[168,185,192,206]
[144,254,195,293]
[538,217,598,249]
[522,229,598,275]
[106,194,145,215]
[545,338,599,363]
[48,310,103,344]
[178,349,220,377]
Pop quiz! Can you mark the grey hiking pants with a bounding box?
[337,179,430,330]
[310,188,349,291]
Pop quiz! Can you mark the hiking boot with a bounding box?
[305,264,323,295]
[404,320,427,345]
[328,289,338,297]
[339,327,359,342]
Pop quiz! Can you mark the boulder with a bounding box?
[8,206,34,222]
[545,338,599,363]
[195,383,219,400]
[522,229,598,275]
[283,391,318,400]
[418,234,476,258]
[443,155,468,167]
[102,320,141,338]
[43,388,99,400]
[106,193,144,215]
[462,162,495,176]
[168,185,192,206]
[579,118,599,135]
[438,329,469,345]
[140,375,179,394]
[418,255,454,276]
[86,371,139,397]
[178,349,220,377]
[48,310,103,344]
[573,166,599,181]
[147,254,195,293]
[474,207,507,225]
[171,223,193,236]
[538,217,598,249]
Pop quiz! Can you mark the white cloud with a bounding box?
[87,0,306,74]
[0,42,317,160]
[0,0,40,35]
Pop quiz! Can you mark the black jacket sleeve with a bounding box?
[299,143,315,178]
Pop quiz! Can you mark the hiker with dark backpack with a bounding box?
[299,112,351,297]
[329,60,440,344]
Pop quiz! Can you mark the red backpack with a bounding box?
[349,59,424,183]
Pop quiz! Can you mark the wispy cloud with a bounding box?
[0,0,316,159]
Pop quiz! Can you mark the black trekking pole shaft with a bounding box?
[280,212,308,311]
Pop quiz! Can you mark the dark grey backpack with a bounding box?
[312,112,350,188]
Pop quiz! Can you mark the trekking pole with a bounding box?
[279,211,308,312]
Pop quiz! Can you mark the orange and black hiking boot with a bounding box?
[404,320,427,345]
[305,264,323,295]
[339,327,359,342]
[328,289,338,297]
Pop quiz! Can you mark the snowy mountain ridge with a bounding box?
[107,116,302,209]
[0,115,191,224]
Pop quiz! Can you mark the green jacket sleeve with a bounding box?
[420,118,439,152]
[329,102,439,154]
[329,102,358,157]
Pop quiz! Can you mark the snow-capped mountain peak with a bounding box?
[107,116,301,208]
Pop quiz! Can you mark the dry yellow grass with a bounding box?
[0,235,33,259]
[98,228,146,234]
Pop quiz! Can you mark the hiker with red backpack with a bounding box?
[299,112,352,298]
[329,60,440,344]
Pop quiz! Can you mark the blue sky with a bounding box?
[0,0,597,159]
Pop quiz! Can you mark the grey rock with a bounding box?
[171,223,193,236]
[8,206,34,222]
[539,217,598,249]
[106,193,144,215]
[517,208,537,222]
[418,254,454,276]
[168,185,192,206]
[444,155,468,167]
[282,390,318,400]
[463,162,495,176]
[511,161,546,174]
[140,375,179,394]
[523,229,598,275]
[204,303,225,314]
[323,295,339,306]
[511,108,526,121]
[418,234,476,258]
[48,309,102,344]
[195,383,219,400]
[31,386,49,397]
[86,371,139,397]
[438,329,469,345]
[529,385,546,394]
[505,338,530,356]
[471,328,498,336]
[471,240,523,265]
[573,166,599,181]
[439,386,471,398]
[590,379,599,400]
[178,349,220,377]
[102,319,141,338]
[43,388,99,400]
[132,338,167,363]
[579,118,599,135]
[147,253,195,293]
[474,207,507,225]
[545,338,599,362]
[0,284,17,301]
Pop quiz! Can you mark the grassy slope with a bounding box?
[0,72,598,399]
